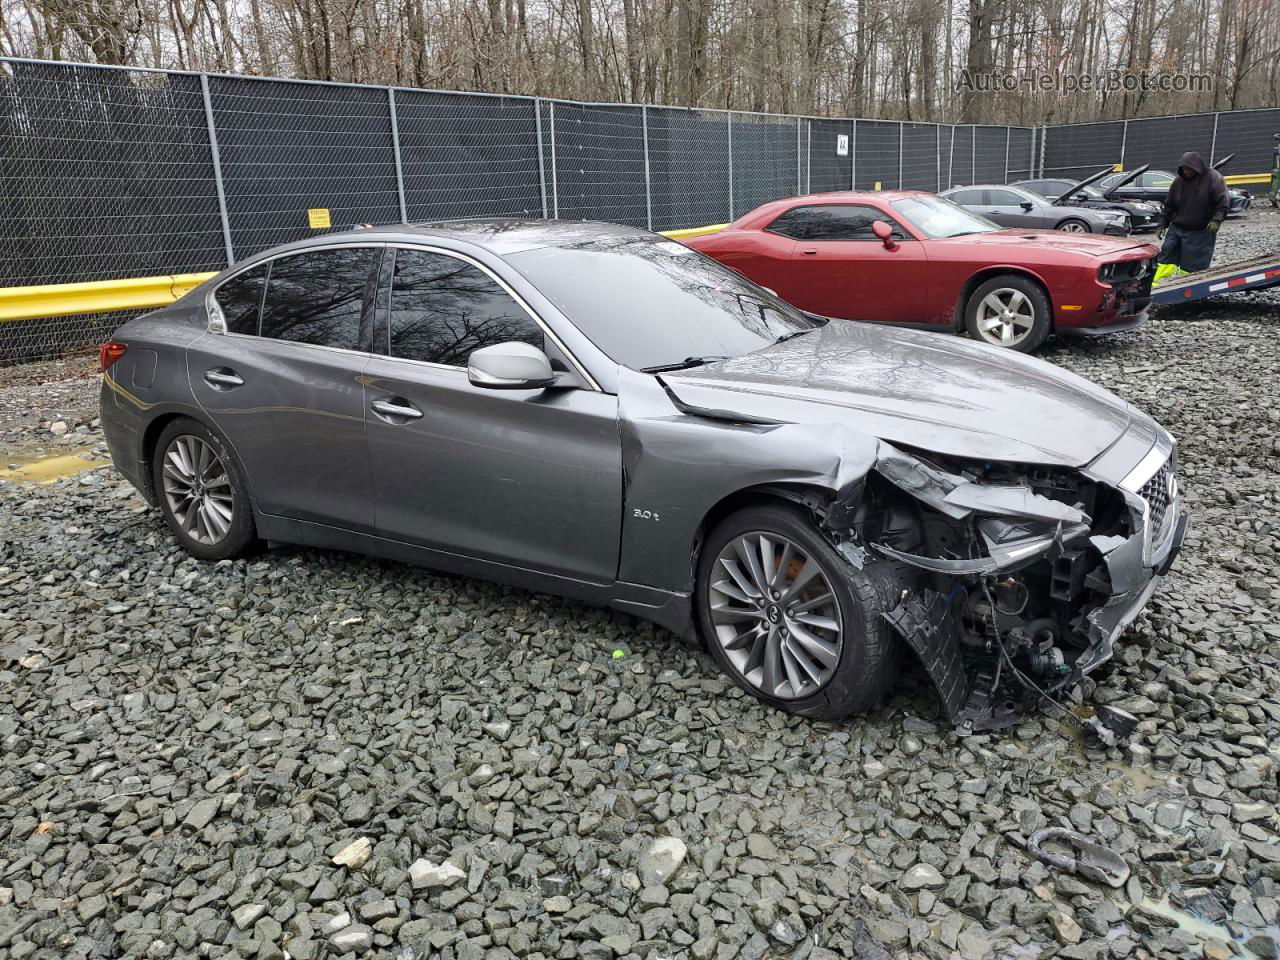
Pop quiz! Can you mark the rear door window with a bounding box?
[387,249,544,367]
[986,189,1027,206]
[766,204,907,241]
[946,189,983,205]
[214,263,269,335]
[259,247,381,351]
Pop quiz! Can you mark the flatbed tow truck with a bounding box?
[1151,251,1280,305]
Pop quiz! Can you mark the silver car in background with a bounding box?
[940,184,1131,235]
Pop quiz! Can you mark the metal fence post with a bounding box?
[850,120,857,190]
[1210,112,1220,161]
[898,121,904,188]
[1003,127,1010,182]
[549,101,559,219]
[534,99,549,219]
[727,112,734,220]
[971,125,976,183]
[936,124,941,191]
[1119,119,1128,170]
[199,73,235,266]
[387,87,408,223]
[796,117,803,194]
[642,105,652,230]
[806,119,812,193]
[948,125,956,187]
[1029,126,1036,178]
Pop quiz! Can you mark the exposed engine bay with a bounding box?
[825,442,1185,741]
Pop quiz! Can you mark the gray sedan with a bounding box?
[99,220,1184,734]
[940,184,1131,235]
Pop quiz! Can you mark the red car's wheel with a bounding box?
[963,274,1051,352]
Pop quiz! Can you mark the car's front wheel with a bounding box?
[152,417,257,561]
[962,274,1051,352]
[696,503,899,720]
[1056,218,1090,233]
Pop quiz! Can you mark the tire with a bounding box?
[151,417,257,561]
[962,273,1051,352]
[695,502,900,720]
[1056,218,1090,233]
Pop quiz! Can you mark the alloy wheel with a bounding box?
[708,532,843,700]
[975,287,1036,347]
[1058,221,1087,233]
[161,435,235,545]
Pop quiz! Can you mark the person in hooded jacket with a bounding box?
[1153,151,1229,283]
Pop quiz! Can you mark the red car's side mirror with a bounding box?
[872,219,897,250]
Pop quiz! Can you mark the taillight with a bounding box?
[100,341,127,371]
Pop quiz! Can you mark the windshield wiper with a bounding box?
[640,355,729,374]
[774,328,817,345]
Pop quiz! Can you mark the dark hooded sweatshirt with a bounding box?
[1161,151,1229,230]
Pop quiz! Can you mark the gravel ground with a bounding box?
[2,216,1279,960]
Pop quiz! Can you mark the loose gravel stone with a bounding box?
[2,213,1280,960]
[638,836,688,886]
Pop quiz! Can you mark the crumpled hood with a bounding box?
[662,321,1138,467]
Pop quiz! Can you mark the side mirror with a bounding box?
[1020,200,1035,211]
[871,219,897,250]
[467,342,558,390]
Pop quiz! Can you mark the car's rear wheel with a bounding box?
[696,503,899,720]
[152,417,257,561]
[1056,218,1090,233]
[963,274,1051,352]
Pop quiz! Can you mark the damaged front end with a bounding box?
[834,439,1187,739]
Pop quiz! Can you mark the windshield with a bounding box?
[891,195,1000,238]
[506,237,824,371]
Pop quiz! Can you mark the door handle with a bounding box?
[801,248,818,256]
[371,398,423,421]
[204,369,243,388]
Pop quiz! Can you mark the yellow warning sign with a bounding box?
[307,208,331,229]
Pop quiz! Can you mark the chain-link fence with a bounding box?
[2,54,1276,362]
[1043,108,1280,180]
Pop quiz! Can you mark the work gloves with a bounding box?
[1208,221,1220,233]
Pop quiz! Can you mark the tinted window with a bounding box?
[946,189,983,205]
[1144,173,1174,188]
[507,237,822,371]
[388,250,543,366]
[214,263,269,335]
[767,204,906,241]
[987,189,1029,206]
[259,247,380,351]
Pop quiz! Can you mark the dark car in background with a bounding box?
[1017,170,1162,233]
[939,184,1131,234]
[1098,164,1251,217]
[98,220,1184,732]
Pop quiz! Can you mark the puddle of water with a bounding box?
[1139,896,1268,958]
[1105,759,1169,792]
[0,448,109,484]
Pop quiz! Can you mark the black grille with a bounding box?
[1139,452,1176,534]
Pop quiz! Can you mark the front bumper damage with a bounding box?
[839,439,1186,738]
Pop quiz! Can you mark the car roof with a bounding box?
[775,190,925,204]
[234,219,658,266]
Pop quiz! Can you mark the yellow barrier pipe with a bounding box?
[0,272,217,323]
[0,223,738,324]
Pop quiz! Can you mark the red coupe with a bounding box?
[682,191,1160,352]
